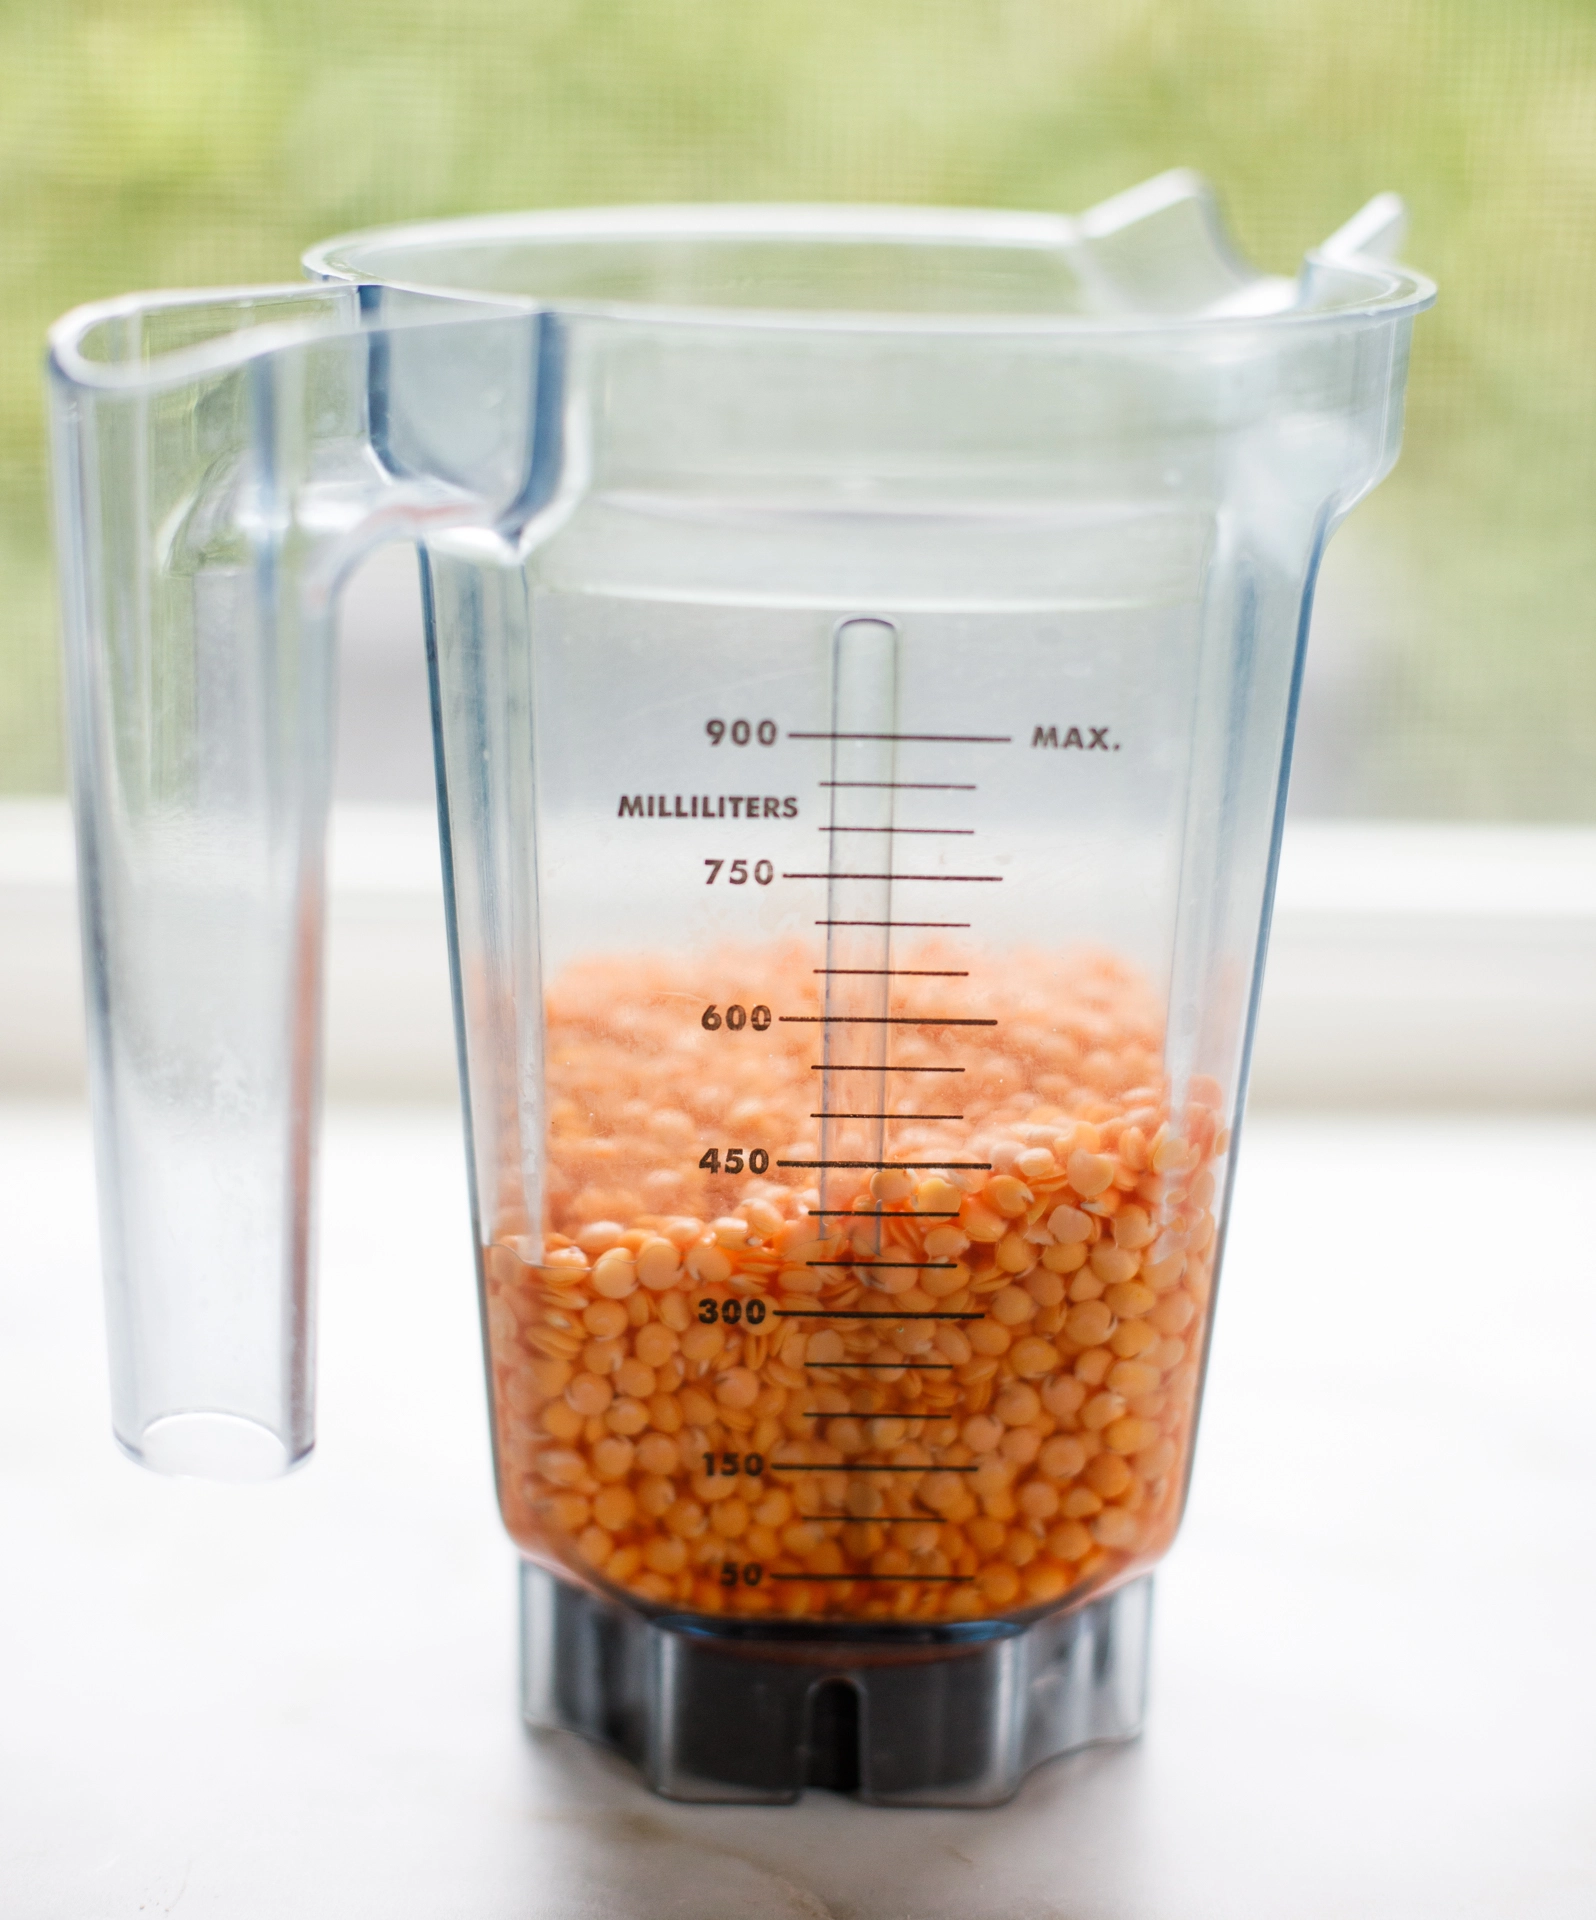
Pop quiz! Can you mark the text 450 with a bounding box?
[699,1147,770,1174]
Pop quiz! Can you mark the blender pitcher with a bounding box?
[47,174,1432,1805]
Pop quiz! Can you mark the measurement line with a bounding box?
[783,1015,996,1027]
[804,1209,961,1218]
[778,1159,991,1170]
[815,968,969,977]
[789,731,1011,744]
[811,1113,964,1121]
[773,1309,983,1320]
[804,1362,955,1370]
[786,872,1003,883]
[802,1398,950,1411]
[771,1463,980,1474]
[771,1573,974,1582]
[809,1259,957,1270]
[823,826,975,836]
[817,920,970,929]
[820,781,977,791]
[811,1065,965,1074]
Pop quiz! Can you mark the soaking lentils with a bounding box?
[485,943,1225,1622]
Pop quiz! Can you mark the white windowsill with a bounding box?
[2,801,1593,1106]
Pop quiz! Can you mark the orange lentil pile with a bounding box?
[484,944,1226,1622]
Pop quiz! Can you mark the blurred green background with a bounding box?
[3,0,1592,813]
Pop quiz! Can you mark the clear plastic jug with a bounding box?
[47,175,1431,1804]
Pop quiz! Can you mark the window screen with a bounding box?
[4,0,1588,817]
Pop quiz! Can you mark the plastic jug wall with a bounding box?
[454,419,1249,1626]
[375,210,1429,1632]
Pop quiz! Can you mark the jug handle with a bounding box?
[47,285,548,1479]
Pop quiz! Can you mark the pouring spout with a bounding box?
[1320,192,1411,265]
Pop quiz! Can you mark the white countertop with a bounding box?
[3,1104,1593,1918]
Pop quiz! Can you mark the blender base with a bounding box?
[519,1561,1151,1806]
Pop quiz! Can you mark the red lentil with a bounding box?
[485,944,1222,1623]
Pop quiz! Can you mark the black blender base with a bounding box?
[519,1560,1151,1806]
